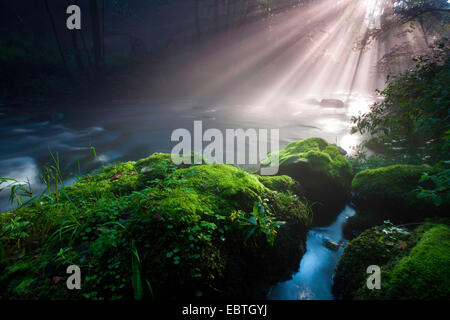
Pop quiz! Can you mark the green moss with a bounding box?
[381,225,450,300]
[352,164,433,206]
[347,165,447,237]
[332,225,395,299]
[127,164,280,227]
[333,221,450,300]
[263,138,353,190]
[135,153,178,177]
[68,161,139,198]
[257,175,304,195]
[262,138,353,225]
[0,153,311,300]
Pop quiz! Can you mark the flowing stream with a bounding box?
[268,205,356,300]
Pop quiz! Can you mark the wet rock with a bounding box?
[261,137,353,225]
[333,224,450,300]
[351,164,446,223]
[322,238,340,251]
[331,143,347,156]
[320,99,345,108]
[0,153,312,299]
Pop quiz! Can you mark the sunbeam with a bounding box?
[178,0,391,109]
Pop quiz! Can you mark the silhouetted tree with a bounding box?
[89,0,103,69]
[44,0,71,79]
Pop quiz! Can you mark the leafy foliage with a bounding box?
[352,41,449,163]
[415,161,450,206]
[0,178,33,208]
[231,201,286,246]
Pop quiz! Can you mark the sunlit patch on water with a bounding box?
[340,134,361,153]
[317,118,349,133]
[345,92,374,116]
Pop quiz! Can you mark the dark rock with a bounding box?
[320,99,345,108]
[322,238,340,251]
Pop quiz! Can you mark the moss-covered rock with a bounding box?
[257,175,305,196]
[261,137,353,225]
[377,225,450,299]
[0,153,312,300]
[346,164,447,239]
[352,164,434,208]
[333,221,450,300]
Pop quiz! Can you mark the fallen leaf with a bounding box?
[111,173,122,180]
[51,276,62,285]
[396,240,407,250]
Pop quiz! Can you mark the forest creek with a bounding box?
[0,0,449,301]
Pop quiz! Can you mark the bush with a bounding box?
[352,41,450,163]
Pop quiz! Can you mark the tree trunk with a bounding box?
[43,0,71,79]
[226,0,231,29]
[419,19,429,47]
[214,0,219,33]
[102,0,105,59]
[89,0,103,69]
[239,0,251,27]
[66,0,84,73]
[71,32,84,72]
[194,0,202,39]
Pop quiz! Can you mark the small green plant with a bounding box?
[0,177,33,208]
[131,241,154,300]
[41,147,99,202]
[90,146,98,164]
[303,199,319,225]
[380,220,410,244]
[1,216,31,248]
[231,201,286,246]
[41,151,67,202]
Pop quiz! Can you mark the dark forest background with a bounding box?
[0,0,313,101]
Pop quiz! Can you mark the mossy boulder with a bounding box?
[333,221,450,300]
[346,164,446,239]
[257,175,305,196]
[0,154,312,300]
[352,164,434,208]
[261,137,353,225]
[377,225,450,299]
